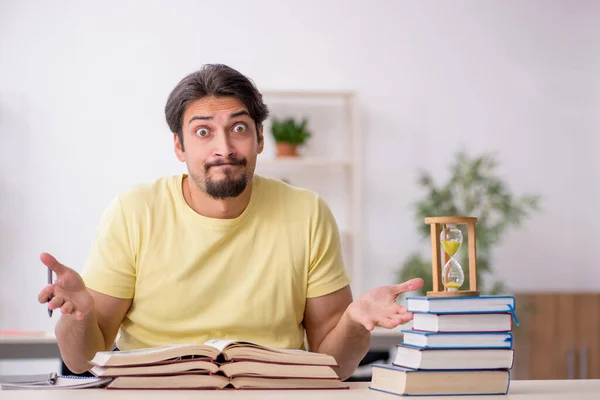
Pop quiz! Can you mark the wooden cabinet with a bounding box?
[512,292,600,380]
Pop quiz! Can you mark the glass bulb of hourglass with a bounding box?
[442,258,464,291]
[440,225,464,291]
[440,225,463,257]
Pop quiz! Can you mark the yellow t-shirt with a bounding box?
[81,174,350,351]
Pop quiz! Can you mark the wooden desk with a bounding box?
[2,380,600,399]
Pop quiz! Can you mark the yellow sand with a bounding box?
[444,281,462,289]
[441,240,461,256]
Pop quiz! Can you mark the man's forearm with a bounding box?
[55,310,106,373]
[314,311,371,381]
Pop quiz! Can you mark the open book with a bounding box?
[88,339,346,390]
[90,339,338,367]
[92,359,338,379]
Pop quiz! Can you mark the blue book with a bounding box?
[401,330,513,349]
[369,364,511,396]
[406,295,519,325]
[406,295,515,314]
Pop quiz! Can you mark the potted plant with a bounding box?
[270,116,312,157]
[397,149,541,295]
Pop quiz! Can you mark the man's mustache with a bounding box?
[205,157,247,171]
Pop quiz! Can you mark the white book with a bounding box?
[392,345,515,370]
[412,312,513,332]
[401,330,512,348]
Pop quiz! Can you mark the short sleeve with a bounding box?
[81,196,136,299]
[306,196,351,298]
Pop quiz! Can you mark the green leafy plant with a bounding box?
[397,149,541,295]
[270,117,312,144]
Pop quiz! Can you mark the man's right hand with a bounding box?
[37,253,94,320]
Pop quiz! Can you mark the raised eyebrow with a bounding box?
[188,115,212,125]
[230,110,250,119]
[187,110,250,126]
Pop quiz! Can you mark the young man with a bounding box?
[37,64,423,380]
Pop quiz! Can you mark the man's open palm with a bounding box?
[347,278,424,331]
[37,252,94,319]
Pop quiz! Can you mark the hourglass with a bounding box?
[424,216,480,298]
[441,225,464,291]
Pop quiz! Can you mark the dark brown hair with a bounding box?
[165,64,270,149]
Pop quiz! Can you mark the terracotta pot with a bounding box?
[276,142,299,157]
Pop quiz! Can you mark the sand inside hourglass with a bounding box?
[444,281,462,289]
[441,240,460,256]
[441,240,463,290]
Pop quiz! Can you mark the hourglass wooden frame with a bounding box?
[424,216,480,298]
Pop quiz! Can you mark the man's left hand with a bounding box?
[345,278,425,331]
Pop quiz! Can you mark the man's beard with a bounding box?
[204,174,248,199]
[193,157,249,200]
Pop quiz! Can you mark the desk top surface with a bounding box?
[2,380,600,399]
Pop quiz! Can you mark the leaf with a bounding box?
[270,116,312,144]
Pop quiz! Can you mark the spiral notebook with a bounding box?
[0,373,111,390]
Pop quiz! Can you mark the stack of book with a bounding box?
[370,295,517,396]
[89,339,348,390]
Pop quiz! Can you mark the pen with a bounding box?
[47,268,53,317]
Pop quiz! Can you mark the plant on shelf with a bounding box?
[396,149,541,296]
[270,116,312,157]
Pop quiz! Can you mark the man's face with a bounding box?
[174,96,264,199]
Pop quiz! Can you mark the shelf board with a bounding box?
[257,157,351,168]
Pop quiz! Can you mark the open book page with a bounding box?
[203,339,246,352]
[91,359,219,377]
[204,339,307,353]
[204,339,337,365]
[90,340,339,368]
[90,343,220,367]
[204,339,338,366]
[224,346,337,366]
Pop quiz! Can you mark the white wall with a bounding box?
[1,0,599,344]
